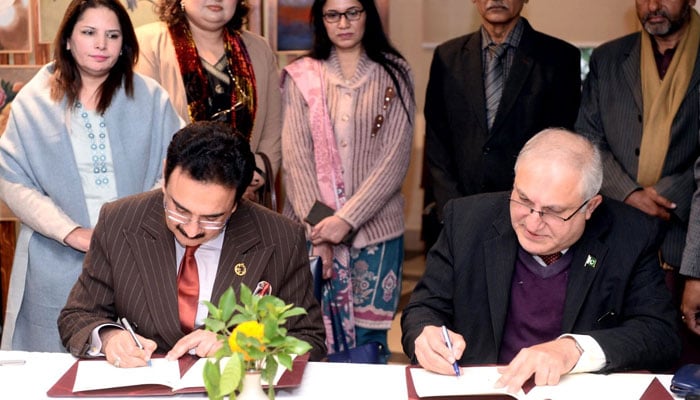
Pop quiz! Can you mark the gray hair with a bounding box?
[514,128,603,201]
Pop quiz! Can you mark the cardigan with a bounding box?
[281,50,415,248]
[0,63,183,351]
[136,22,282,178]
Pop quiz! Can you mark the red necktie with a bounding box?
[540,252,562,265]
[177,245,200,333]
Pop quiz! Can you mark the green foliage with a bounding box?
[202,284,313,400]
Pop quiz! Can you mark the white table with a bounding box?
[0,351,682,399]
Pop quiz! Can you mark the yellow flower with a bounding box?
[228,320,265,361]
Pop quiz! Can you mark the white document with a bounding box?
[410,367,657,400]
[73,355,295,393]
[73,358,182,392]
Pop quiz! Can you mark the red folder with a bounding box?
[47,353,308,397]
[404,365,673,400]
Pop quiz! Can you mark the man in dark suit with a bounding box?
[58,122,326,367]
[423,0,580,239]
[575,0,700,353]
[402,129,679,393]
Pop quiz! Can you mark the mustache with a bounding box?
[176,224,205,240]
[642,10,670,24]
[486,0,508,10]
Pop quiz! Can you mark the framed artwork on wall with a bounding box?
[265,0,314,53]
[0,0,32,53]
[39,0,158,44]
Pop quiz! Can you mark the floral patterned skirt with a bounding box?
[322,236,403,353]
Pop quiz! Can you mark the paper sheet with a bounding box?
[410,367,523,398]
[73,358,181,392]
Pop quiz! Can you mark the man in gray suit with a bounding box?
[58,122,326,367]
[402,129,679,393]
[575,0,700,350]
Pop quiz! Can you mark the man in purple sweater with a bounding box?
[401,128,679,393]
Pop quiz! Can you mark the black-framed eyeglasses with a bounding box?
[163,200,230,231]
[509,198,591,224]
[323,8,365,23]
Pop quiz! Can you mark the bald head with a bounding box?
[514,129,603,200]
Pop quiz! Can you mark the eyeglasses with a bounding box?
[163,202,229,230]
[509,198,591,224]
[323,8,365,23]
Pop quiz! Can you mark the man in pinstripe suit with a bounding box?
[58,122,326,367]
[575,1,700,352]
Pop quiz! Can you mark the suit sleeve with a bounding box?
[58,204,119,356]
[400,199,459,360]
[576,49,642,202]
[587,216,680,372]
[681,155,700,278]
[275,223,327,360]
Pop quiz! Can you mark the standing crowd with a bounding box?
[1,0,700,394]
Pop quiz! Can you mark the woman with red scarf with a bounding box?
[136,0,280,201]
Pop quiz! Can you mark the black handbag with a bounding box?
[325,281,383,364]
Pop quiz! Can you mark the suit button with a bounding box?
[635,148,640,156]
[483,147,490,154]
[638,115,642,122]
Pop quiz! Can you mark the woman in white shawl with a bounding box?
[0,0,183,351]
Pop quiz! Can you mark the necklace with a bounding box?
[76,102,109,186]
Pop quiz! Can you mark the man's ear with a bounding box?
[584,194,603,220]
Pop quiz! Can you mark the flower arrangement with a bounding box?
[202,283,312,400]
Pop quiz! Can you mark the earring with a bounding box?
[180,0,185,11]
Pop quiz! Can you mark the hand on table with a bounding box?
[102,328,156,368]
[167,329,222,360]
[495,337,581,394]
[413,325,465,376]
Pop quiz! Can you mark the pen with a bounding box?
[121,317,151,367]
[0,359,25,366]
[120,317,144,350]
[441,325,460,377]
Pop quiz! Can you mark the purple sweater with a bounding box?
[498,247,573,363]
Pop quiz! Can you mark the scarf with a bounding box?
[168,20,257,139]
[283,57,356,352]
[638,9,700,186]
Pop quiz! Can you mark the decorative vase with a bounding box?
[237,370,268,400]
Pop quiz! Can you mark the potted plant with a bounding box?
[202,284,312,400]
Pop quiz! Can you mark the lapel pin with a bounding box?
[234,262,247,276]
[584,255,597,269]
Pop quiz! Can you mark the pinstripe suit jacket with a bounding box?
[58,190,326,360]
[401,192,680,372]
[575,32,700,268]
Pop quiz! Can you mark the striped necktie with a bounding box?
[485,44,507,130]
[177,245,200,333]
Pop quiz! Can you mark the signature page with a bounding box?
[410,367,524,398]
[73,358,181,392]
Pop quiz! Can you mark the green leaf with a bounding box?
[202,359,222,400]
[220,353,244,396]
[276,353,292,370]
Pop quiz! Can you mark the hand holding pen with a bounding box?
[105,318,154,368]
[441,325,461,377]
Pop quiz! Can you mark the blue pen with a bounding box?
[121,317,151,367]
[441,325,460,377]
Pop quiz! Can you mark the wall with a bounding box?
[391,0,643,250]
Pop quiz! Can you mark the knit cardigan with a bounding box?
[281,50,415,248]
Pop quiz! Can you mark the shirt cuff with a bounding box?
[559,333,607,373]
[87,323,123,356]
